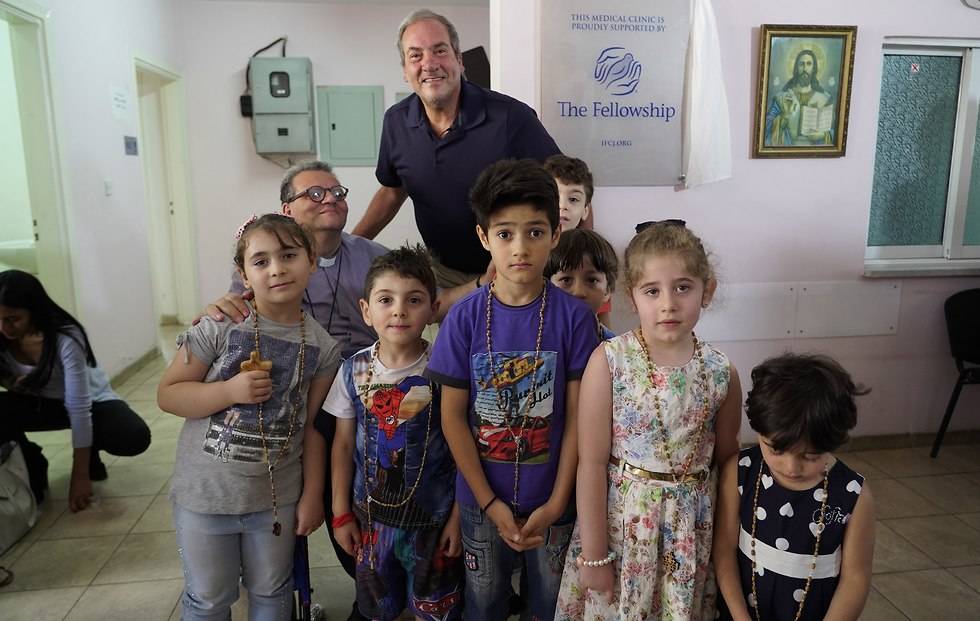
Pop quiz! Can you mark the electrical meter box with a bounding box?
[249,57,315,154]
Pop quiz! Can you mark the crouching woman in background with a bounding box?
[0,270,151,511]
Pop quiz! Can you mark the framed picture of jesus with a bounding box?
[753,24,857,158]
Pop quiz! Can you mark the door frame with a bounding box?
[133,56,199,325]
[1,0,76,313]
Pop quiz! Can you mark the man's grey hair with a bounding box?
[280,160,334,203]
[396,9,461,66]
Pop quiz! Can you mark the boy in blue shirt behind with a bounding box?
[545,228,619,341]
[425,159,599,621]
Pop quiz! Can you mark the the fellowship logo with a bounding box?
[594,46,641,96]
[556,44,675,125]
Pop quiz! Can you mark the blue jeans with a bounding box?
[459,502,575,621]
[173,502,296,621]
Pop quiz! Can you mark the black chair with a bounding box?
[931,288,980,457]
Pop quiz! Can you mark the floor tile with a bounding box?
[869,478,941,519]
[0,586,85,621]
[168,599,181,621]
[18,499,68,545]
[115,434,177,467]
[899,473,980,514]
[92,462,172,498]
[308,533,342,569]
[873,568,980,620]
[66,578,184,621]
[29,430,71,451]
[125,380,161,402]
[43,496,153,539]
[132,364,166,387]
[859,587,908,620]
[44,444,79,472]
[149,414,185,434]
[114,381,144,399]
[958,512,980,532]
[950,565,980,593]
[872,521,937,574]
[128,399,165,419]
[885,514,980,567]
[854,447,975,478]
[47,468,74,500]
[308,566,356,620]
[132,494,175,533]
[93,531,182,584]
[839,453,888,480]
[2,535,122,591]
[932,444,980,471]
[231,584,248,621]
[0,537,34,568]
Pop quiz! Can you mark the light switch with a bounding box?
[104,180,113,196]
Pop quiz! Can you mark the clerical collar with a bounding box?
[318,238,344,268]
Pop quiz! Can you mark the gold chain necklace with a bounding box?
[634,328,711,575]
[634,329,710,483]
[248,310,306,536]
[749,459,831,621]
[357,341,434,568]
[485,280,547,514]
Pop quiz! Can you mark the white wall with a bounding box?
[0,17,34,243]
[495,0,980,438]
[177,0,490,302]
[30,0,183,375]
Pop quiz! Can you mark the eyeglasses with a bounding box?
[635,219,686,234]
[287,185,349,204]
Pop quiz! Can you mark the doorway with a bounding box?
[0,2,75,312]
[134,59,198,327]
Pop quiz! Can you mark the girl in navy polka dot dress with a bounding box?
[714,353,875,621]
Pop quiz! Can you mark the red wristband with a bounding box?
[331,512,356,529]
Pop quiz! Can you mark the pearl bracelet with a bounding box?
[577,550,617,568]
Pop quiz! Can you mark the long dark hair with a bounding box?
[0,270,96,390]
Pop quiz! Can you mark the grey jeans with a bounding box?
[173,501,296,621]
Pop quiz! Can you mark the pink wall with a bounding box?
[495,0,980,438]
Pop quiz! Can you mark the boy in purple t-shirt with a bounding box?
[425,159,599,621]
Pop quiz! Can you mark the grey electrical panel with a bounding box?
[249,57,315,154]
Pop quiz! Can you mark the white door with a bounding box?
[134,59,198,325]
[137,70,179,322]
[0,4,75,312]
[0,18,34,271]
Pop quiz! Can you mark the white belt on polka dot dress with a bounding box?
[738,527,841,579]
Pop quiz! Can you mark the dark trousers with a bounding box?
[0,392,152,492]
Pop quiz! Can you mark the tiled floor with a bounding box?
[2,350,980,620]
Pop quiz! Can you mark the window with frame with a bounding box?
[865,39,980,276]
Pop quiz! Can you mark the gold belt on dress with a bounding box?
[608,455,709,483]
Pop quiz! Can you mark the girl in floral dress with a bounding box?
[555,222,742,620]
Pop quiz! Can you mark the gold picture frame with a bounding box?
[753,24,857,158]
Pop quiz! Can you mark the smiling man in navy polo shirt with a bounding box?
[352,8,561,292]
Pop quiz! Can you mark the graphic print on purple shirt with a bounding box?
[425,283,598,514]
[203,330,316,463]
[472,350,556,465]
